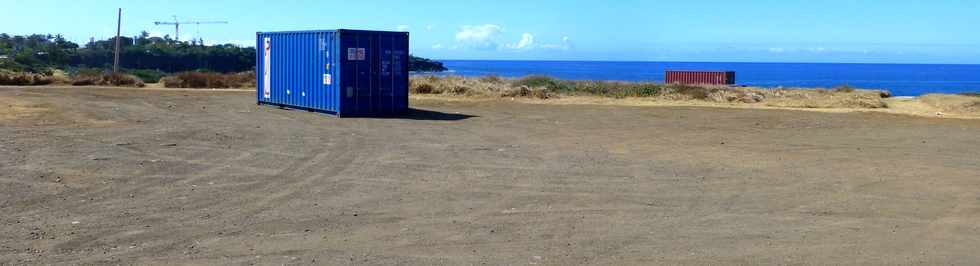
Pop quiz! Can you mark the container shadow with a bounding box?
[359,108,478,121]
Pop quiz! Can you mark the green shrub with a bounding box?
[0,60,28,72]
[665,84,715,100]
[126,69,166,83]
[163,71,255,88]
[561,81,663,98]
[619,84,661,98]
[409,75,667,99]
[513,75,560,89]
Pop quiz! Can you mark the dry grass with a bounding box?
[920,94,980,115]
[0,95,50,121]
[0,70,56,86]
[410,75,554,99]
[411,75,891,109]
[751,88,888,109]
[70,70,145,87]
[2,69,143,87]
[162,71,255,89]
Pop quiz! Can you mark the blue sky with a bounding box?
[3,0,979,64]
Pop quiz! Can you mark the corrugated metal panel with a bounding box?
[257,29,409,117]
[665,71,735,85]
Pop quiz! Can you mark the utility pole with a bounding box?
[113,8,122,74]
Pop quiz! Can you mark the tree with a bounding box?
[0,32,446,74]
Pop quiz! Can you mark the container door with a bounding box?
[377,34,406,114]
[339,31,409,116]
[370,33,409,114]
[358,33,376,114]
[341,32,372,115]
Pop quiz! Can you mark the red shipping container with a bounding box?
[665,71,736,85]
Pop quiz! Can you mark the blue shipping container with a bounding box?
[256,29,410,116]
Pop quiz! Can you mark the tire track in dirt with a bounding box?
[44,139,344,261]
[113,134,360,259]
[4,138,271,217]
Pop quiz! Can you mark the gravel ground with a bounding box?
[2,86,979,265]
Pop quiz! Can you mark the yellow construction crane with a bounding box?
[154,16,228,42]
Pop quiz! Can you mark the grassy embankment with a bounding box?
[0,69,254,88]
[410,75,980,117]
[411,75,891,108]
[1,68,145,87]
[4,69,978,117]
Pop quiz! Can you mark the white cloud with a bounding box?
[455,24,502,50]
[506,33,535,50]
[396,25,410,32]
[768,47,786,53]
[432,43,443,50]
[426,24,436,31]
[454,25,564,51]
[540,36,573,51]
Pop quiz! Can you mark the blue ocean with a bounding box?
[437,60,980,96]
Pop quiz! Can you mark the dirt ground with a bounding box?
[2,86,980,265]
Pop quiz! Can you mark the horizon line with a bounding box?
[434,59,980,66]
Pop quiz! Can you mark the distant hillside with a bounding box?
[409,55,448,72]
[1,33,446,73]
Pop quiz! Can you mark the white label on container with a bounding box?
[263,38,271,99]
[357,48,366,60]
[348,48,357,60]
[347,87,354,98]
[323,74,331,85]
